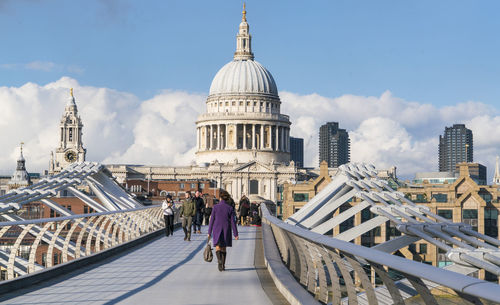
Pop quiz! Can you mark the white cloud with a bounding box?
[281,91,500,180]
[0,78,498,183]
[0,61,84,74]
[24,61,57,72]
[102,90,206,165]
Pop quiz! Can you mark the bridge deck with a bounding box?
[0,226,276,305]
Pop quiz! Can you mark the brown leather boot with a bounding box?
[221,251,226,271]
[216,251,223,271]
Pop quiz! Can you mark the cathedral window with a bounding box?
[225,102,229,106]
[232,101,235,106]
[69,128,73,142]
[239,101,243,106]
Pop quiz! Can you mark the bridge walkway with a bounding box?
[0,226,284,305]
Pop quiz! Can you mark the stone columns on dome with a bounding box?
[196,127,200,150]
[217,125,221,149]
[261,125,265,149]
[243,124,247,149]
[225,124,229,149]
[210,125,213,150]
[286,128,290,152]
[275,126,279,151]
[280,127,284,152]
[252,124,256,149]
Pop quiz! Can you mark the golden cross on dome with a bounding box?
[242,3,247,21]
[20,142,24,152]
[70,88,74,97]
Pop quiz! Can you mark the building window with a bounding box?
[408,244,416,253]
[415,193,427,203]
[84,206,94,214]
[463,209,478,231]
[419,244,427,254]
[438,209,453,220]
[293,193,309,202]
[431,193,448,203]
[484,209,498,238]
[50,209,60,218]
[69,128,73,142]
[249,180,258,194]
[190,183,196,189]
[180,183,185,189]
[200,183,205,190]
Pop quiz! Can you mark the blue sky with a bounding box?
[0,0,499,180]
[1,0,499,106]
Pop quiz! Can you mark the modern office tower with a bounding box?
[438,124,473,173]
[319,122,350,167]
[290,137,304,167]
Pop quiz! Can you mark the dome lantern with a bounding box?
[234,3,254,61]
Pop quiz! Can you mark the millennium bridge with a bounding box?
[0,162,499,304]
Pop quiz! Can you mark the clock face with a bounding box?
[65,151,77,163]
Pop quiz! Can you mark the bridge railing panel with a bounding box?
[261,204,500,304]
[0,205,165,281]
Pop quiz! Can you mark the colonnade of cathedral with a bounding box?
[197,123,290,152]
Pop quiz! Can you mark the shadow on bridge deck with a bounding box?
[0,226,281,305]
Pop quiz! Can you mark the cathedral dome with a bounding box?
[209,59,278,96]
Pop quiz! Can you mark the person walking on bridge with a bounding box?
[193,190,204,234]
[208,190,239,271]
[162,194,175,237]
[179,191,195,241]
[238,194,250,226]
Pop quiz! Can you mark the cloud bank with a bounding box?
[0,77,498,182]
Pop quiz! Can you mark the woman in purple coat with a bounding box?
[208,190,239,271]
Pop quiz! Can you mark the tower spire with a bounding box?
[234,3,254,60]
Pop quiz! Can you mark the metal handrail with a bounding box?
[261,205,500,304]
[0,205,160,226]
[0,206,170,281]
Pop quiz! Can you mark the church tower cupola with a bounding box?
[234,3,254,61]
[49,88,86,174]
[9,142,31,189]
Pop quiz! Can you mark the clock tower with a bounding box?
[49,88,86,174]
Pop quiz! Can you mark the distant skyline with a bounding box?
[0,1,499,181]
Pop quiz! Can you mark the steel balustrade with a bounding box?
[0,205,173,281]
[262,205,500,305]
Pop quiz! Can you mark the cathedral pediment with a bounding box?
[232,160,274,173]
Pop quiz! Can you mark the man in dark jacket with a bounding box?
[238,195,250,226]
[179,191,196,241]
[192,191,204,234]
[203,194,213,225]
